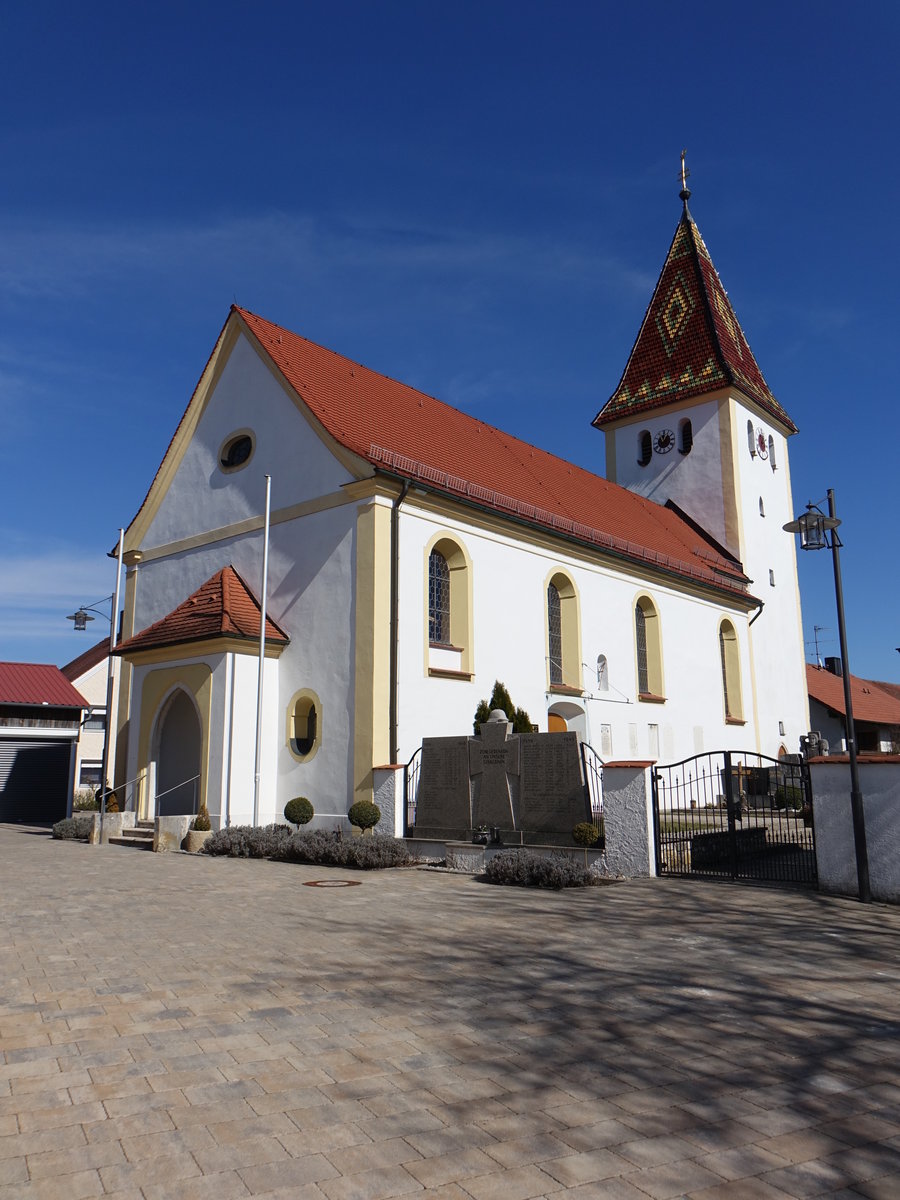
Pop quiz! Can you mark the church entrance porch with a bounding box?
[152,689,202,817]
[651,750,816,888]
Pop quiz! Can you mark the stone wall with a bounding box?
[809,755,900,903]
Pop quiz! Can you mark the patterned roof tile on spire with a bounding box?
[114,567,288,656]
[593,210,797,433]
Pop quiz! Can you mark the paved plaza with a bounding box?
[1,825,899,1199]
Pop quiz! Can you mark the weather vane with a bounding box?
[679,149,691,206]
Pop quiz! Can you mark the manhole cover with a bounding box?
[302,880,362,888]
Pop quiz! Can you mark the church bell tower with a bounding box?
[593,161,809,753]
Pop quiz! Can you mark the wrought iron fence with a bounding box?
[580,741,604,822]
[652,750,816,887]
[403,746,422,836]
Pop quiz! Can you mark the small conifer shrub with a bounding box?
[191,804,211,832]
[347,800,380,831]
[473,681,533,735]
[284,797,314,826]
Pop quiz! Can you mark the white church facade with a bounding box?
[112,193,810,829]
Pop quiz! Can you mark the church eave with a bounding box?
[375,466,755,608]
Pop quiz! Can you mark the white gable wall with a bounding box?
[143,333,355,551]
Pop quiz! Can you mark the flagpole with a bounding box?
[99,529,124,842]
[253,475,271,827]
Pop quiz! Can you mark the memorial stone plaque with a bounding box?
[518,731,589,835]
[469,718,519,830]
[413,736,471,838]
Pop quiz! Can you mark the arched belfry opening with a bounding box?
[153,689,202,816]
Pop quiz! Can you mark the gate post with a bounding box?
[602,761,657,878]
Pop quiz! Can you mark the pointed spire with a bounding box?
[593,186,797,434]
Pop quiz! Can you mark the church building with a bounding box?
[112,188,810,829]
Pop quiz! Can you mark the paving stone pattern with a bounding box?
[1,823,900,1199]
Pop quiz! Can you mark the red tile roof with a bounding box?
[593,210,797,433]
[806,664,900,727]
[114,567,289,657]
[0,663,87,708]
[61,638,109,682]
[234,308,752,600]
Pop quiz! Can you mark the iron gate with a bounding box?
[652,750,817,887]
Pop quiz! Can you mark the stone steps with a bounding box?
[108,821,155,850]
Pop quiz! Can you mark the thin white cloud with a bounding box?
[0,553,115,604]
[0,209,653,306]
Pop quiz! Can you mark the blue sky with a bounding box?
[2,1,898,685]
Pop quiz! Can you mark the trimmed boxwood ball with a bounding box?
[572,821,600,847]
[284,797,314,826]
[347,800,380,830]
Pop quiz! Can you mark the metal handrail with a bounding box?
[154,773,201,800]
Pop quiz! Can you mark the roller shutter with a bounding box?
[0,740,71,823]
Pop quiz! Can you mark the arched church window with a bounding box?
[747,420,756,457]
[719,620,743,721]
[638,430,652,467]
[546,572,580,690]
[635,596,663,699]
[678,418,693,455]
[548,583,562,685]
[768,435,777,470]
[428,550,451,644]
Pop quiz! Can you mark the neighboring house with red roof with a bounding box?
[111,189,810,830]
[807,662,900,755]
[61,638,122,795]
[0,663,87,823]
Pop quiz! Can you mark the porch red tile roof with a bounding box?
[114,567,289,656]
[0,663,87,708]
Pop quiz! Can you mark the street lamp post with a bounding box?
[784,489,871,903]
[66,531,125,840]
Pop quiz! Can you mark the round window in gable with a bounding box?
[219,431,254,472]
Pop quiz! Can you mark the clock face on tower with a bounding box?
[756,429,768,460]
[654,429,675,454]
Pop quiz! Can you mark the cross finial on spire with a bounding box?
[679,149,692,211]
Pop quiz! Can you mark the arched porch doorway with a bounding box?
[547,701,587,742]
[154,689,202,816]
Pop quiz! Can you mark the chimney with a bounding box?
[824,656,842,677]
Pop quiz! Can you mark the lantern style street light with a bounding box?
[66,532,125,838]
[784,489,870,903]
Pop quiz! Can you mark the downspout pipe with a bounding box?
[389,478,411,765]
[749,600,764,626]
